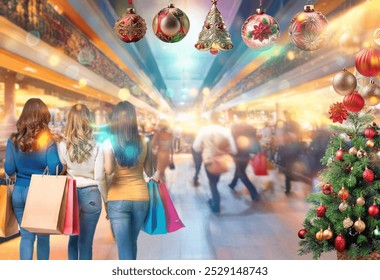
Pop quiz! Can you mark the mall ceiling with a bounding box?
[65,0,373,113]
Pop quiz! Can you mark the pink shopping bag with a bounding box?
[62,178,79,235]
[158,182,185,233]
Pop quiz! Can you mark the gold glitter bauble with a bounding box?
[356,196,365,206]
[354,218,366,233]
[316,229,324,241]
[349,147,358,155]
[343,217,354,228]
[323,227,333,240]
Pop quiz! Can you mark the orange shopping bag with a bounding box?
[0,179,19,238]
[62,178,79,235]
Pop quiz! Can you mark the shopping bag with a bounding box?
[0,181,19,238]
[251,152,269,176]
[21,174,68,234]
[143,180,167,235]
[158,182,184,233]
[62,178,79,235]
[205,155,231,175]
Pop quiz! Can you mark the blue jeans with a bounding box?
[68,186,102,260]
[12,185,50,260]
[108,200,149,260]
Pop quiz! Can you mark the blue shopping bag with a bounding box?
[143,180,168,235]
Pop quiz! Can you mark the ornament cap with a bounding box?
[370,79,375,85]
[256,8,265,15]
[126,8,135,14]
[168,3,175,8]
[304,5,315,12]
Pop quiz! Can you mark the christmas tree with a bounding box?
[298,102,380,259]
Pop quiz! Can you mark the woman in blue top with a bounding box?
[4,98,63,260]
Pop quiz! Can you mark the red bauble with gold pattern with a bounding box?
[298,228,307,239]
[334,234,346,252]
[335,149,344,161]
[316,205,327,217]
[338,186,349,200]
[343,91,365,112]
[322,183,333,195]
[365,127,376,139]
[363,167,375,183]
[368,203,380,217]
[114,8,147,43]
[328,102,348,124]
[355,47,380,77]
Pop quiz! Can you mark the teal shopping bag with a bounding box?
[143,180,168,235]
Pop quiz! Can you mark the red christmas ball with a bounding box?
[355,48,380,77]
[114,8,147,43]
[363,168,375,183]
[336,149,344,161]
[316,205,327,217]
[368,204,380,217]
[365,127,376,139]
[334,234,346,252]
[298,228,307,239]
[343,91,365,112]
[322,183,333,195]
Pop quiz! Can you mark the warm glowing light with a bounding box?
[287,51,295,61]
[236,136,250,150]
[363,41,371,48]
[189,88,198,97]
[37,131,50,149]
[118,88,130,100]
[49,55,60,66]
[23,67,37,73]
[79,78,87,88]
[202,87,210,96]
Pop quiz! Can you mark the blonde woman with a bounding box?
[57,104,104,260]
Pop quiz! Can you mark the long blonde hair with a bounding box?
[64,104,95,163]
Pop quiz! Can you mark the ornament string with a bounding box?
[259,0,262,7]
[306,0,313,4]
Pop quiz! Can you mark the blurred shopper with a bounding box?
[57,104,104,260]
[228,121,261,202]
[4,98,63,260]
[192,113,237,213]
[260,122,274,159]
[103,101,155,260]
[150,119,174,184]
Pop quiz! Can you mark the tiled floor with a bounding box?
[0,153,335,260]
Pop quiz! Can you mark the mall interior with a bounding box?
[0,0,380,260]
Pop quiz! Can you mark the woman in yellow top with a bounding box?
[103,101,154,260]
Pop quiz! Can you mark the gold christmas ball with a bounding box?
[343,216,354,228]
[332,69,357,96]
[362,80,380,106]
[323,227,333,240]
[354,218,366,233]
[366,139,375,148]
[348,147,358,155]
[356,196,365,206]
[316,229,324,241]
[339,201,348,212]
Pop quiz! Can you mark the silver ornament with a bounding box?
[362,80,380,106]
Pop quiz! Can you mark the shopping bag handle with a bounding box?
[42,165,60,177]
[5,174,14,186]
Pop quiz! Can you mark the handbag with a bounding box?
[143,180,167,235]
[0,177,19,238]
[205,155,231,175]
[21,167,69,234]
[251,152,269,176]
[62,178,80,235]
[158,182,184,233]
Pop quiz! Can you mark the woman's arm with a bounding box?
[103,139,115,176]
[94,144,107,203]
[4,138,16,177]
[47,142,63,175]
[144,139,155,177]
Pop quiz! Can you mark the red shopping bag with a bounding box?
[62,178,79,235]
[251,152,269,176]
[158,182,185,233]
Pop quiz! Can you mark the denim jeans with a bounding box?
[12,185,50,260]
[204,168,221,212]
[191,147,202,181]
[107,200,149,260]
[68,186,102,260]
[229,158,260,200]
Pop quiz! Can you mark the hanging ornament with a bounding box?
[114,8,147,43]
[328,102,348,124]
[195,0,233,54]
[339,201,348,212]
[334,234,346,252]
[363,167,375,183]
[362,80,380,106]
[343,91,365,112]
[323,226,333,240]
[354,218,366,233]
[343,217,354,229]
[368,203,379,217]
[316,229,324,241]
[327,156,334,165]
[374,28,380,46]
[288,5,329,51]
[374,226,380,237]
[338,186,349,200]
[241,4,280,50]
[357,147,367,159]
[339,26,361,54]
[322,183,333,195]
[366,139,375,149]
[356,196,365,206]
[355,48,380,77]
[365,127,377,139]
[335,149,344,161]
[298,228,307,239]
[316,204,327,217]
[152,3,190,43]
[349,147,358,156]
[332,68,357,96]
